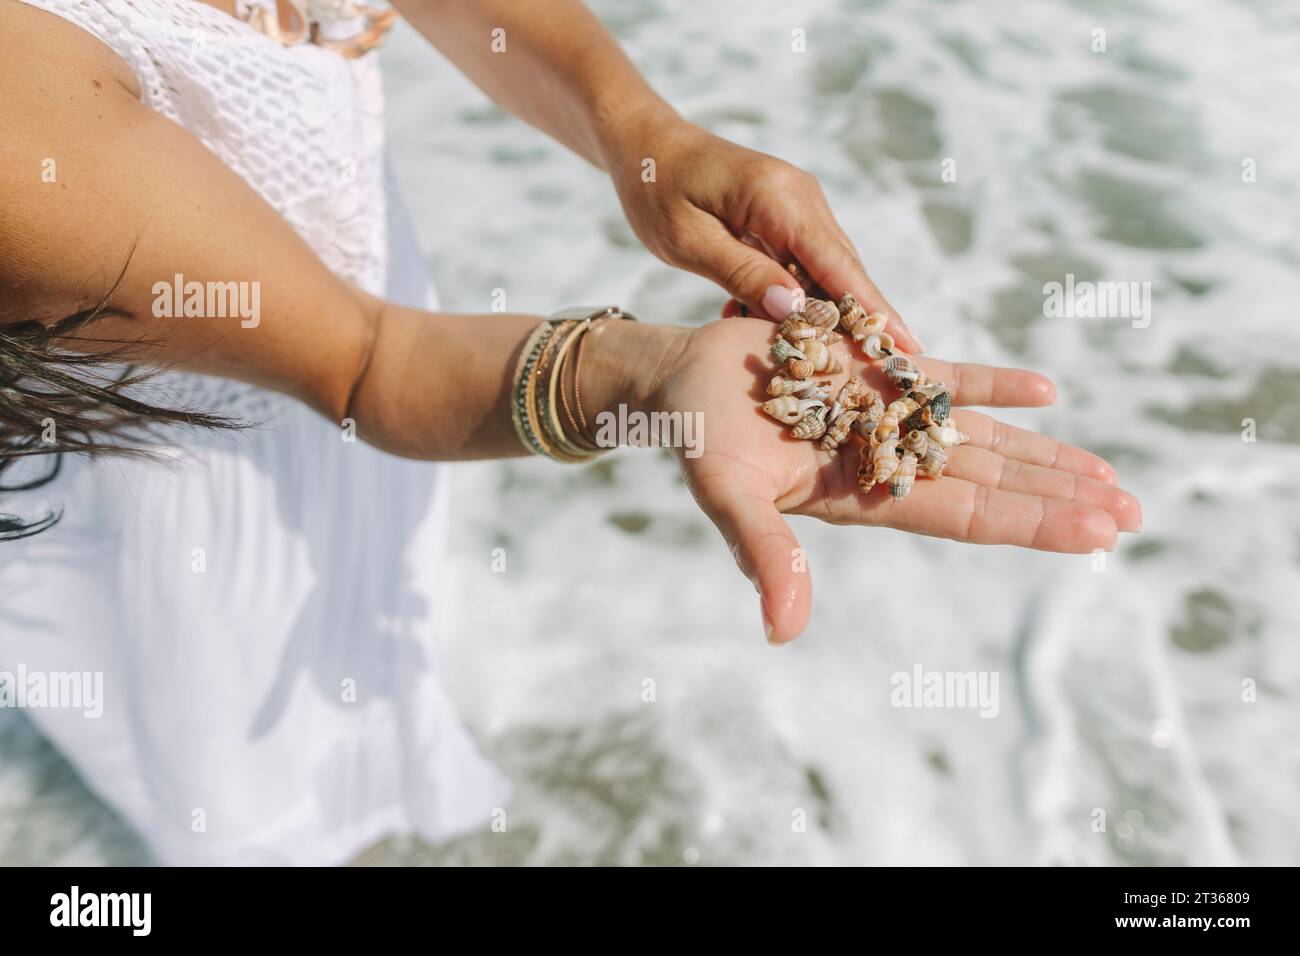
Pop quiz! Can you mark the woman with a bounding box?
[0,0,1139,864]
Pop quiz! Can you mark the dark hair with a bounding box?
[0,291,237,540]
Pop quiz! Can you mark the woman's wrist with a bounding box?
[576,319,689,449]
[594,95,688,174]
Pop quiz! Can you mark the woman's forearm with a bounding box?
[393,0,679,168]
[346,300,688,461]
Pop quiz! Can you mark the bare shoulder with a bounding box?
[0,0,141,99]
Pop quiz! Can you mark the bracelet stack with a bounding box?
[510,306,636,462]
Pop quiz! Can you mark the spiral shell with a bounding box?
[792,405,829,440]
[903,405,935,432]
[871,437,900,485]
[925,423,970,448]
[849,311,889,342]
[885,395,922,424]
[857,455,877,493]
[851,413,876,441]
[927,391,952,423]
[835,379,873,412]
[770,338,805,364]
[919,443,949,478]
[901,429,929,458]
[802,380,834,403]
[801,298,840,330]
[762,396,823,425]
[767,374,815,396]
[837,292,865,330]
[863,331,895,359]
[778,316,817,342]
[889,453,918,499]
[785,357,815,380]
[883,354,921,389]
[820,409,860,451]
[797,338,842,374]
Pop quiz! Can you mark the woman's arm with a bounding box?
[0,1,678,460]
[392,0,926,347]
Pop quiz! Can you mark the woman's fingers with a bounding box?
[911,357,1057,408]
[676,213,805,321]
[789,231,924,352]
[692,476,812,646]
[845,477,1119,553]
[951,409,1119,485]
[940,444,1141,531]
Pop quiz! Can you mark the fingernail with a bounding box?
[762,284,796,321]
[762,603,780,646]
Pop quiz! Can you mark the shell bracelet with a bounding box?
[758,293,969,499]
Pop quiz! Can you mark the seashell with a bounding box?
[883,354,921,389]
[814,327,842,345]
[835,379,872,412]
[800,338,828,370]
[849,311,889,342]
[785,357,814,380]
[910,381,943,402]
[889,453,918,499]
[779,316,817,342]
[770,338,805,364]
[767,374,816,397]
[863,331,895,359]
[919,443,948,478]
[884,395,921,423]
[837,292,865,331]
[820,409,860,451]
[871,437,900,485]
[762,396,823,425]
[925,424,970,448]
[792,405,829,440]
[851,413,877,441]
[901,429,929,458]
[903,406,933,432]
[857,455,877,493]
[801,298,840,330]
[926,391,951,423]
[803,380,833,403]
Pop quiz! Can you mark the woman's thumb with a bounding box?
[705,491,812,645]
[693,229,803,321]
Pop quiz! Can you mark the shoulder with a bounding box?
[0,0,142,99]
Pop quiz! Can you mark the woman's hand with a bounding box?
[603,114,924,351]
[649,318,1141,645]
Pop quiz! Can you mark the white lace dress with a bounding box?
[1,0,508,864]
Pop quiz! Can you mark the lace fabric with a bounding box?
[22,0,390,420]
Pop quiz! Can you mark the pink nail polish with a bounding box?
[762,284,796,321]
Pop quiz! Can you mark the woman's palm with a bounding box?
[659,318,1140,643]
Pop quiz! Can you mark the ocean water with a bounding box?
[3,0,1298,865]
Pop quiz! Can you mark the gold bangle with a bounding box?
[511,307,638,462]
